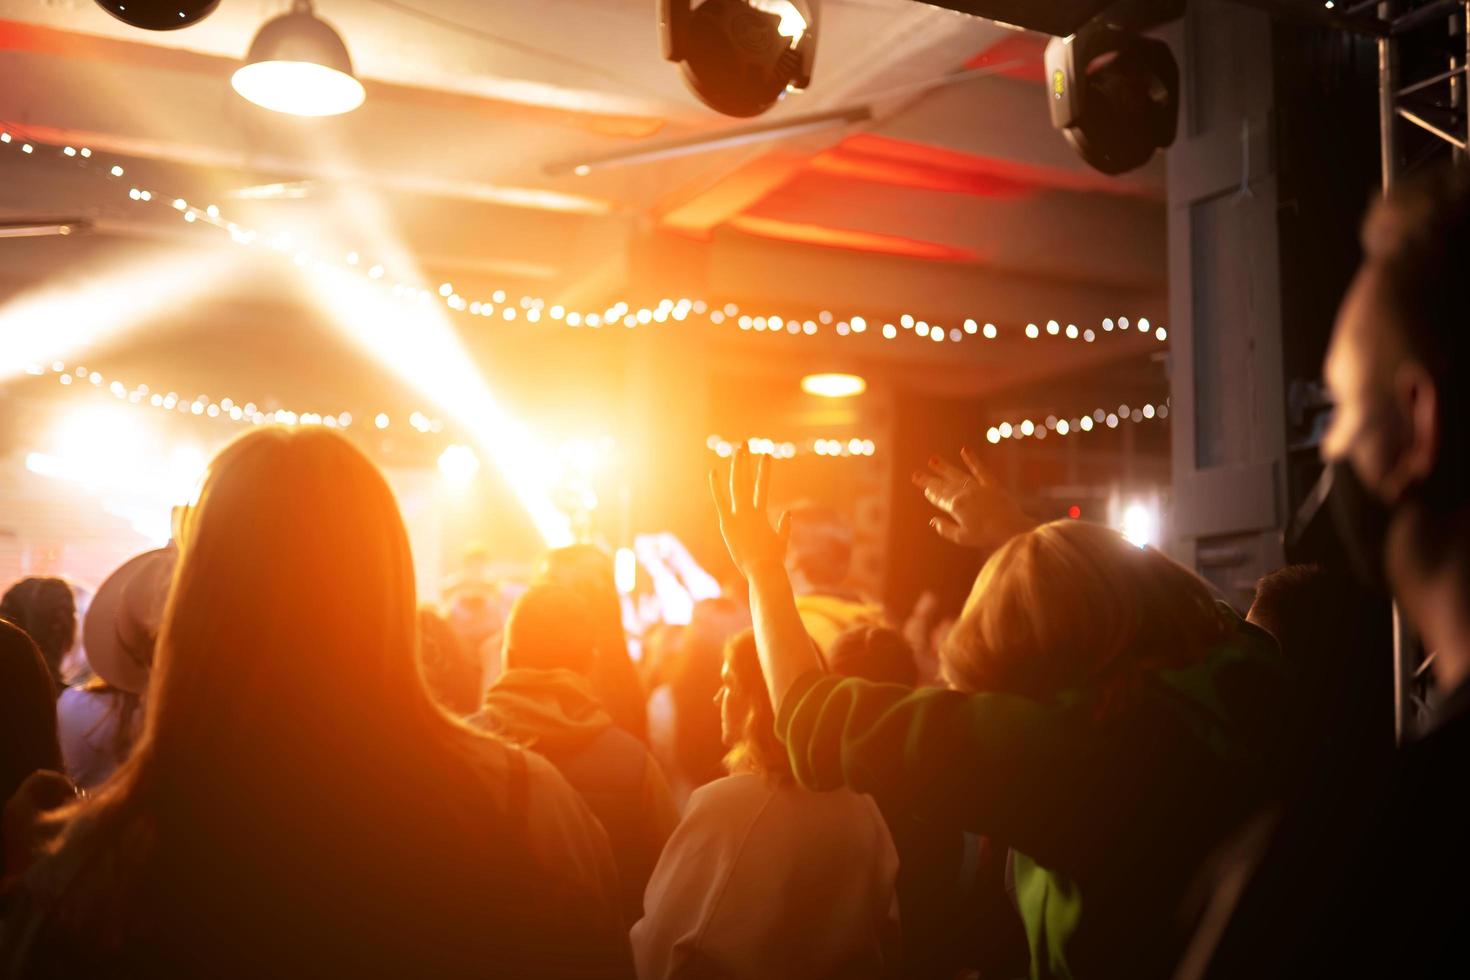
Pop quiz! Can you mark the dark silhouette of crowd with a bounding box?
[1,164,1468,979]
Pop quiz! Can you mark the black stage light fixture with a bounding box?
[660,0,820,118]
[94,0,220,31]
[1044,21,1179,175]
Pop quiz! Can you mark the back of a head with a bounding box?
[502,584,598,675]
[1362,165,1470,516]
[1248,564,1340,662]
[786,503,853,590]
[0,576,76,683]
[145,427,428,785]
[721,628,792,783]
[535,545,626,654]
[943,520,1233,705]
[828,625,919,687]
[0,618,62,811]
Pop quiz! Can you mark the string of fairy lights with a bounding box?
[706,435,878,459]
[984,399,1170,443]
[6,132,1171,463]
[0,128,1170,349]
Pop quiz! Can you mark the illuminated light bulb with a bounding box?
[230,406,244,420]
[207,404,220,418]
[738,316,752,330]
[724,303,739,317]
[693,300,707,314]
[1020,419,1035,436]
[817,310,833,324]
[882,324,897,339]
[0,133,8,142]
[1106,413,1119,428]
[1119,317,1131,329]
[1121,502,1157,548]
[987,427,1001,444]
[802,373,866,399]
[1156,327,1168,341]
[1045,415,1057,430]
[1080,416,1094,431]
[504,308,517,321]
[1139,317,1150,331]
[836,322,850,336]
[848,438,863,455]
[140,191,151,201]
[493,290,506,303]
[88,372,102,385]
[624,314,637,327]
[110,165,124,177]
[109,381,125,397]
[964,318,978,334]
[150,394,163,407]
[1057,419,1070,435]
[1046,320,1060,335]
[21,144,32,154]
[998,422,1013,438]
[916,322,931,338]
[851,316,866,332]
[59,375,72,385]
[770,316,784,331]
[438,444,481,487]
[1065,324,1078,339]
[184,212,197,223]
[753,317,767,332]
[63,147,76,157]
[901,314,914,328]
[129,188,141,200]
[949,329,962,342]
[232,5,365,117]
[802,322,817,336]
[1035,427,1047,440]
[711,310,726,325]
[1143,404,1156,419]
[931,330,944,343]
[983,323,997,339]
[1026,323,1039,338]
[1084,329,1096,343]
[640,308,655,324]
[785,321,799,335]
[368,264,384,279]
[1103,318,1115,331]
[205,204,220,219]
[586,314,600,327]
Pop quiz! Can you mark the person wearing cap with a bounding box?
[55,547,175,790]
[472,584,679,925]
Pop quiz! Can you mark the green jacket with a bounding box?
[776,612,1288,980]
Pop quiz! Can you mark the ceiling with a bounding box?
[0,0,1169,404]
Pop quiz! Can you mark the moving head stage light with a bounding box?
[1044,23,1179,175]
[660,0,819,118]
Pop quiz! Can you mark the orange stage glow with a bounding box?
[728,214,977,262]
[801,373,867,399]
[807,144,1034,198]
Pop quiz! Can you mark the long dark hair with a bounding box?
[34,428,608,974]
[0,618,62,811]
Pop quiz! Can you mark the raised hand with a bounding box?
[710,448,791,580]
[912,446,1036,550]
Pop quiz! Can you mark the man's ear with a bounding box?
[1385,361,1439,498]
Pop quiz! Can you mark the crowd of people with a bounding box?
[0,165,1467,978]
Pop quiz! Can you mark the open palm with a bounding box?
[912,447,1036,550]
[709,448,791,579]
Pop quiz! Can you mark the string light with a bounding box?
[28,359,444,436]
[705,434,877,459]
[0,128,1169,353]
[983,399,1171,444]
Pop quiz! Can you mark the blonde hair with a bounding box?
[942,520,1233,711]
[721,628,793,784]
